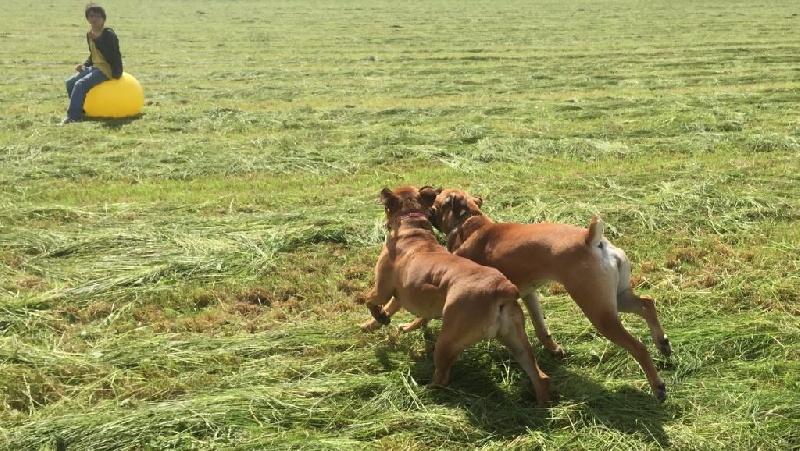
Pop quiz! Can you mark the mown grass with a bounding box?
[1,0,799,449]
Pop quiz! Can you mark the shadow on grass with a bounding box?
[85,114,144,129]
[550,365,672,447]
[374,326,671,447]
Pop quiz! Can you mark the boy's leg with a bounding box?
[65,69,90,97]
[66,68,108,120]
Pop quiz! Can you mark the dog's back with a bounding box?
[455,218,604,289]
[393,227,520,319]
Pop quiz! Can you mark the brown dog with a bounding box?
[360,186,550,406]
[424,188,671,402]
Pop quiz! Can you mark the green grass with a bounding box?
[2,0,799,449]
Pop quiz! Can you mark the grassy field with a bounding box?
[1,0,799,449]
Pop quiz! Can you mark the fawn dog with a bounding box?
[360,186,550,406]
[423,188,671,402]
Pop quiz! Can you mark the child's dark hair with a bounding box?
[84,3,106,20]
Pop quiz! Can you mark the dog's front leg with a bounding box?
[399,317,429,332]
[360,278,398,331]
[367,296,395,325]
[520,291,564,357]
[361,297,399,331]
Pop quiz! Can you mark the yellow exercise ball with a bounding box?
[84,72,144,118]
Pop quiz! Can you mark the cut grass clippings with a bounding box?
[1,0,799,449]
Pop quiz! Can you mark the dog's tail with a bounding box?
[585,216,605,247]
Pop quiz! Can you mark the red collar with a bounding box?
[393,212,428,225]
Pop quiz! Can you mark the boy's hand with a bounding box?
[75,64,84,72]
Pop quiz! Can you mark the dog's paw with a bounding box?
[375,312,391,325]
[658,336,672,357]
[367,304,391,325]
[655,382,667,403]
[360,319,382,332]
[399,317,428,332]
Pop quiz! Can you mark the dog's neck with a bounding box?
[390,212,434,234]
[393,212,428,225]
[389,212,438,249]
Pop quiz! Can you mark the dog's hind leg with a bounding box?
[428,301,494,388]
[586,307,667,402]
[609,246,671,357]
[427,334,473,388]
[520,290,564,357]
[617,290,671,357]
[496,301,551,407]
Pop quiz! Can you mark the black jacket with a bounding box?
[84,28,123,79]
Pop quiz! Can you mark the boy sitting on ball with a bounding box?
[60,3,123,125]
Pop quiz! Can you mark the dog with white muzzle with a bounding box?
[425,188,671,402]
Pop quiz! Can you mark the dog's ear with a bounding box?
[419,186,438,207]
[380,188,397,209]
[418,186,441,195]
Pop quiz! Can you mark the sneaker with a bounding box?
[59,117,77,125]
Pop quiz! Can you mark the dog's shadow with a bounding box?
[374,326,671,447]
[549,365,672,447]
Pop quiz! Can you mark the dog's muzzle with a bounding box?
[428,208,439,230]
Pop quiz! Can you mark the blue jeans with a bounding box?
[65,67,108,120]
